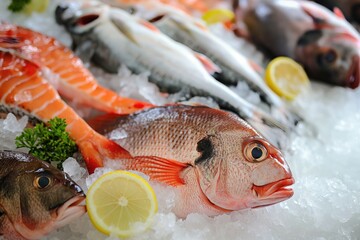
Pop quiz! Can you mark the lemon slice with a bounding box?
[23,0,49,14]
[86,170,158,238]
[265,56,310,101]
[202,8,235,25]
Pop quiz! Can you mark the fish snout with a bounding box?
[252,177,294,205]
[345,55,360,89]
[250,150,294,206]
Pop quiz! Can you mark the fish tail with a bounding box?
[77,133,132,173]
[0,51,131,173]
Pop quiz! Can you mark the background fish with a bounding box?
[0,150,85,240]
[89,105,294,217]
[55,1,295,145]
[104,0,288,109]
[233,0,360,88]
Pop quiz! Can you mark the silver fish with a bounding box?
[55,1,294,145]
[103,0,284,109]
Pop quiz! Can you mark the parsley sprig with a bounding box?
[8,0,31,12]
[15,117,78,169]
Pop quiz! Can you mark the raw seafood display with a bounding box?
[0,0,359,239]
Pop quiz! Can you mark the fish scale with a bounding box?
[0,150,86,240]
[88,104,294,217]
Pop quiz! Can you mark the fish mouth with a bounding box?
[252,177,294,206]
[54,195,87,229]
[345,55,360,89]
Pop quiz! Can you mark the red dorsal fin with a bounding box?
[333,7,345,19]
[140,20,160,32]
[130,156,189,186]
[194,52,221,74]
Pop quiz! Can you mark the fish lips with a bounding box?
[53,195,87,229]
[251,177,295,207]
[345,55,360,89]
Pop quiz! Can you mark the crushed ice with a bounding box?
[1,1,360,240]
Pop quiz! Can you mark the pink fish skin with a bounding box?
[89,105,294,217]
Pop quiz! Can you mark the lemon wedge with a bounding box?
[265,56,310,101]
[202,8,235,25]
[86,170,158,238]
[23,0,49,14]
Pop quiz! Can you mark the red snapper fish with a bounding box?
[89,105,295,217]
[0,23,153,115]
[233,0,360,88]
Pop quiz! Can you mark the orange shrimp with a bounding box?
[0,51,131,173]
[0,23,154,115]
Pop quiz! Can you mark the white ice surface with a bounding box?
[0,1,359,239]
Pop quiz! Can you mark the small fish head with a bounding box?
[55,1,109,35]
[296,28,360,88]
[194,125,294,212]
[0,152,85,239]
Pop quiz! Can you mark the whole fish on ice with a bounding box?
[233,0,360,88]
[103,0,287,110]
[0,23,153,115]
[0,150,85,240]
[89,105,294,217]
[55,1,294,142]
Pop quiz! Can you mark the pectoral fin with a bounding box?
[130,156,190,186]
[194,52,221,74]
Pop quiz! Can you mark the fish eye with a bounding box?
[33,175,52,189]
[324,50,337,63]
[244,142,268,162]
[76,14,99,26]
[317,49,337,66]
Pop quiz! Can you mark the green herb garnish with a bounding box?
[15,117,78,169]
[8,0,31,12]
